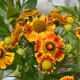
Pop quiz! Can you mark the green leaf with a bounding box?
[0,0,7,11]
[0,8,7,17]
[7,2,20,19]
[26,0,37,9]
[0,70,3,80]
[78,11,80,21]
[21,67,38,80]
[39,73,45,80]
[0,0,7,17]
[16,0,21,10]
[48,71,76,79]
[62,7,77,16]
[74,5,78,12]
[0,15,10,34]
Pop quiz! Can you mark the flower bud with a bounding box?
[13,69,21,77]
[56,6,63,12]
[66,16,74,24]
[64,44,72,53]
[4,37,13,46]
[64,24,72,32]
[13,65,21,77]
[16,48,25,56]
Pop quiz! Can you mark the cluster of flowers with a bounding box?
[0,8,80,79]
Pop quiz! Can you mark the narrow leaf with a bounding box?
[0,8,7,17]
[0,15,10,34]
[7,2,20,19]
[26,0,37,9]
[62,7,77,16]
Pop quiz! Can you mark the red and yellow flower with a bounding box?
[0,41,15,69]
[17,9,41,20]
[38,54,56,74]
[35,32,65,62]
[60,76,74,80]
[50,10,64,25]
[75,27,80,38]
[24,15,56,42]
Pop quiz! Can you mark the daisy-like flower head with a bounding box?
[38,54,56,74]
[35,32,65,62]
[0,41,15,69]
[50,10,64,25]
[63,14,75,25]
[17,9,41,20]
[60,76,74,80]
[75,27,80,38]
[24,15,56,42]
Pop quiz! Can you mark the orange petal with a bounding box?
[0,61,6,69]
[11,23,22,38]
[24,31,38,42]
[46,32,56,40]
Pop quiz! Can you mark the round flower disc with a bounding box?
[42,60,52,70]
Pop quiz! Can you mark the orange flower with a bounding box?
[75,27,80,38]
[35,32,65,62]
[0,41,15,69]
[60,76,74,80]
[38,54,56,74]
[50,10,64,24]
[17,9,41,20]
[24,15,56,42]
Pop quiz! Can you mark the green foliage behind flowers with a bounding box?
[0,0,80,80]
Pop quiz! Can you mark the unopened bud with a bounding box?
[56,6,63,12]
[66,16,74,24]
[16,48,25,56]
[4,37,13,46]
[64,44,72,53]
[13,65,21,77]
[64,24,72,32]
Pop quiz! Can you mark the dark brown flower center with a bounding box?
[0,49,4,58]
[43,41,55,52]
[33,20,46,33]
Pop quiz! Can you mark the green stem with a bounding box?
[21,0,28,13]
[78,0,80,21]
[78,0,80,11]
[60,28,64,36]
[77,39,80,70]
[72,39,80,71]
[0,70,3,80]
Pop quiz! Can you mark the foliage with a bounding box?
[0,0,80,80]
